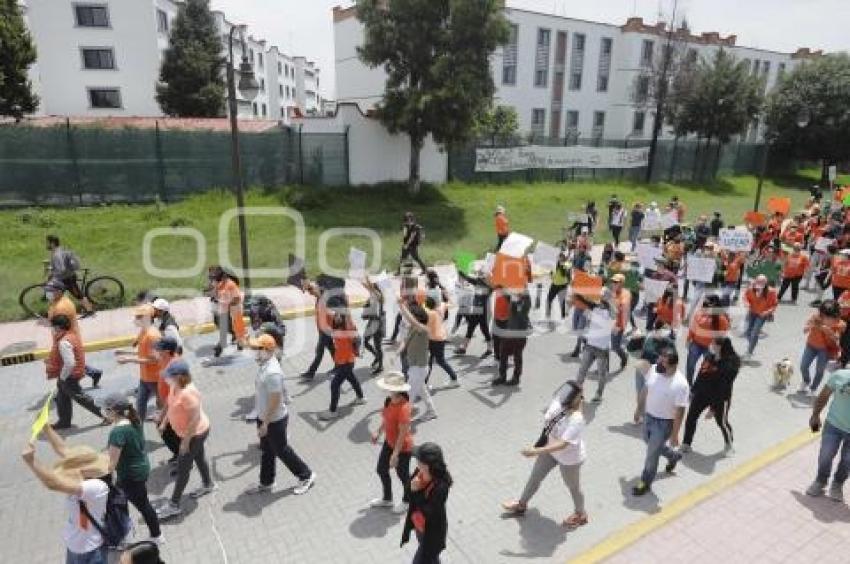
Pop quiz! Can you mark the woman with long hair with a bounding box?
[102,392,162,543]
[502,380,588,529]
[401,442,453,564]
[682,337,740,455]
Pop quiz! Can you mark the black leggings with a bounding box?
[464,314,492,342]
[364,323,384,368]
[119,478,161,538]
[498,337,527,380]
[377,442,411,503]
[778,276,802,301]
[171,429,212,504]
[546,284,568,318]
[683,393,733,446]
[161,423,180,458]
[400,245,427,273]
[428,340,458,381]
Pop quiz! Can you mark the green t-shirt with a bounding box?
[108,423,150,482]
[827,370,850,434]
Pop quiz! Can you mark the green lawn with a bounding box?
[0,171,842,322]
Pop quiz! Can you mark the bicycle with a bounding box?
[19,268,125,319]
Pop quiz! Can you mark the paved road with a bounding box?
[0,287,822,563]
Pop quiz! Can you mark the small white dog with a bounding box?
[772,358,794,388]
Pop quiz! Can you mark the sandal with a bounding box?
[563,513,588,530]
[501,500,527,515]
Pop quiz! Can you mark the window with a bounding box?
[534,28,551,87]
[752,59,760,75]
[81,48,115,70]
[566,110,579,132]
[259,78,265,92]
[636,75,651,101]
[279,84,283,96]
[258,52,264,69]
[592,111,605,138]
[762,61,771,76]
[531,108,546,138]
[632,111,646,134]
[280,107,286,118]
[88,88,121,108]
[261,103,267,117]
[156,9,168,33]
[640,39,654,67]
[292,89,296,99]
[285,85,290,98]
[597,37,612,92]
[249,48,255,61]
[502,23,518,85]
[252,102,258,116]
[569,33,585,90]
[778,62,786,80]
[687,48,698,64]
[278,61,282,74]
[75,4,110,27]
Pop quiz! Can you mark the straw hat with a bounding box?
[52,445,110,480]
[375,371,411,393]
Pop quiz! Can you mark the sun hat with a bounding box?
[154,336,180,353]
[375,371,411,393]
[163,359,191,378]
[248,334,277,351]
[152,298,170,312]
[52,445,110,480]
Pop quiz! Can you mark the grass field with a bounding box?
[1,170,845,322]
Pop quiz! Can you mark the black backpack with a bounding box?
[79,481,132,549]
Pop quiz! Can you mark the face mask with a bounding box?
[45,292,56,301]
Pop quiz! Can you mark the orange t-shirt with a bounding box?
[316,300,332,334]
[745,288,778,315]
[137,326,162,383]
[665,242,684,263]
[333,335,356,365]
[655,298,685,328]
[783,254,810,278]
[839,290,850,320]
[167,383,210,438]
[806,316,846,350]
[48,296,80,337]
[688,312,730,348]
[426,307,447,342]
[157,355,178,402]
[832,258,850,289]
[382,399,413,453]
[216,279,242,313]
[495,213,509,236]
[494,292,510,321]
[724,255,745,284]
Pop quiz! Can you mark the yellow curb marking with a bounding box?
[570,429,817,564]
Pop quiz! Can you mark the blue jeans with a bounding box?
[572,308,587,331]
[635,368,646,394]
[641,413,680,486]
[136,380,158,423]
[66,546,107,564]
[744,313,767,355]
[629,226,641,251]
[815,421,850,486]
[686,342,707,386]
[800,345,829,390]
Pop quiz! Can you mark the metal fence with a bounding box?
[449,136,770,184]
[0,123,349,206]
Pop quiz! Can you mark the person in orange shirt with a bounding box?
[800,300,845,393]
[720,251,746,306]
[301,279,337,379]
[212,268,247,357]
[831,249,850,300]
[370,372,414,514]
[686,294,730,385]
[116,305,162,423]
[318,312,365,421]
[43,279,103,387]
[424,297,459,387]
[610,274,631,370]
[494,205,510,250]
[652,286,685,336]
[778,243,811,303]
[838,289,850,368]
[492,288,511,361]
[743,275,779,356]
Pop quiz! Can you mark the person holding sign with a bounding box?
[610,274,631,371]
[742,276,779,357]
[576,291,615,403]
[778,243,810,303]
[494,205,510,250]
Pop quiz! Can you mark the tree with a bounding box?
[357,0,510,193]
[0,0,38,120]
[155,0,225,117]
[474,105,519,146]
[766,53,850,183]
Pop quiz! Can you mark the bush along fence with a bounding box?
[0,122,349,206]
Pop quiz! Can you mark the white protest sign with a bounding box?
[482,253,496,276]
[815,237,835,252]
[686,255,717,283]
[718,228,753,252]
[643,278,670,303]
[500,232,534,258]
[369,271,393,293]
[532,242,560,272]
[586,308,615,345]
[661,211,679,229]
[635,243,663,271]
[642,209,663,231]
[348,247,367,272]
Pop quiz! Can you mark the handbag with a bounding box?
[534,409,568,448]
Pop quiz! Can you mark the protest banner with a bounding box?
[747,261,782,284]
[31,391,54,441]
[499,232,534,258]
[643,278,669,303]
[686,255,717,283]
[490,253,529,289]
[815,237,835,252]
[572,270,603,302]
[767,197,791,216]
[475,145,649,172]
[532,242,560,272]
[718,228,754,252]
[453,250,477,276]
[635,243,662,270]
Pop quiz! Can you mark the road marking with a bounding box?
[569,429,817,564]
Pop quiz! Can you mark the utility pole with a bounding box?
[644,0,679,183]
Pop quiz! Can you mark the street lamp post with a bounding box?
[753,107,810,211]
[227,25,260,292]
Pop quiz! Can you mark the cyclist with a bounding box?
[45,235,94,317]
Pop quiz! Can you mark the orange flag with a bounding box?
[767,197,791,216]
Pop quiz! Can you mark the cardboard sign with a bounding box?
[643,278,670,303]
[532,242,560,272]
[718,228,754,252]
[636,243,663,270]
[490,253,529,290]
[767,197,791,216]
[686,256,717,283]
[815,237,835,252]
[747,261,782,284]
[572,270,603,302]
[454,250,477,276]
[744,211,766,226]
[500,232,534,259]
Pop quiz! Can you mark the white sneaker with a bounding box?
[416,410,438,422]
[244,409,259,421]
[445,380,460,389]
[392,501,409,514]
[369,498,393,508]
[293,472,316,495]
[723,443,735,456]
[244,483,274,495]
[148,534,166,546]
[155,502,182,520]
[351,397,367,406]
[798,381,810,394]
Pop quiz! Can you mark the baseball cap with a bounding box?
[496,205,505,213]
[154,336,180,353]
[101,392,130,412]
[152,298,170,312]
[248,334,277,351]
[163,359,191,378]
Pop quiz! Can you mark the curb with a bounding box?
[0,299,365,367]
[569,429,818,563]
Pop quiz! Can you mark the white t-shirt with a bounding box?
[644,366,690,419]
[64,479,109,554]
[585,308,614,350]
[544,399,587,466]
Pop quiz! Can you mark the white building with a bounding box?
[20,0,324,121]
[333,5,822,142]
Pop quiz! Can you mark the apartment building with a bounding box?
[20,0,324,120]
[334,5,822,141]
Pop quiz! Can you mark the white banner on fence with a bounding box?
[686,256,717,283]
[635,243,663,271]
[474,145,650,172]
[718,228,754,252]
[643,278,670,303]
